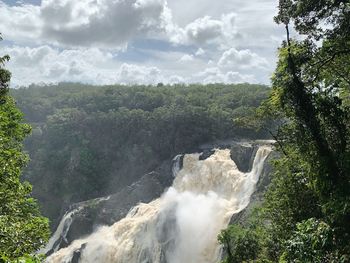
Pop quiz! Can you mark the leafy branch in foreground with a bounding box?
[0,35,49,261]
[265,0,350,260]
[221,1,350,262]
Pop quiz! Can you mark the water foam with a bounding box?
[46,145,271,263]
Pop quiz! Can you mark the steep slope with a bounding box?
[44,141,273,263]
[11,83,271,227]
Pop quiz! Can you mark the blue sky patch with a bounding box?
[2,0,41,6]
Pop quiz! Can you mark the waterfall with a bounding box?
[39,206,84,255]
[172,154,183,177]
[41,196,111,255]
[46,145,271,263]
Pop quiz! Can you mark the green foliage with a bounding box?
[221,1,349,262]
[219,224,260,263]
[262,150,323,259]
[11,83,270,225]
[0,254,45,263]
[0,34,10,101]
[219,207,276,263]
[0,37,50,260]
[281,218,347,263]
[259,0,349,261]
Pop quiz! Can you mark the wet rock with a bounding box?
[70,243,87,263]
[199,149,215,160]
[230,142,257,173]
[48,140,274,256]
[229,151,277,225]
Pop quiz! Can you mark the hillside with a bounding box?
[11,83,271,226]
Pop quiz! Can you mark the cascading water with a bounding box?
[41,196,111,255]
[171,154,183,177]
[39,206,84,255]
[46,145,271,263]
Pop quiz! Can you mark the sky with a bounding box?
[0,0,285,87]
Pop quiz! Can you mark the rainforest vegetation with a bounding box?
[11,82,270,227]
[0,35,49,262]
[219,0,350,262]
[0,0,349,262]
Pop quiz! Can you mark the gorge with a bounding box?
[44,142,272,263]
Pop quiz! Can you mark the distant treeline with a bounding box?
[11,82,271,225]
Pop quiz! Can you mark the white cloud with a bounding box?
[117,63,161,84]
[185,16,223,44]
[179,54,194,62]
[0,1,241,49]
[168,0,284,52]
[8,45,51,66]
[4,45,116,85]
[0,2,41,42]
[218,48,269,70]
[40,0,174,49]
[3,45,187,86]
[192,67,256,84]
[174,13,238,46]
[3,44,263,86]
[195,48,205,56]
[0,0,284,86]
[0,0,177,49]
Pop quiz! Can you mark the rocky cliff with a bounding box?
[43,140,274,257]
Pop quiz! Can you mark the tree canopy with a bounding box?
[220,1,350,262]
[0,35,50,261]
[11,82,271,226]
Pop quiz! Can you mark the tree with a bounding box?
[281,218,344,263]
[260,0,350,260]
[0,34,50,261]
[0,34,10,102]
[219,223,260,263]
[11,82,270,225]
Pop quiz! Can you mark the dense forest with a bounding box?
[0,0,349,262]
[11,83,270,227]
[219,0,350,262]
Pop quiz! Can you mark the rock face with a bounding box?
[229,150,278,225]
[230,143,257,173]
[197,140,259,173]
[46,160,174,254]
[67,173,166,242]
[45,140,274,257]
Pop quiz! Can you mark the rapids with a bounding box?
[46,145,271,263]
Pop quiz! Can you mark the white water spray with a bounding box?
[39,206,83,255]
[41,196,111,255]
[172,154,183,177]
[46,145,271,263]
